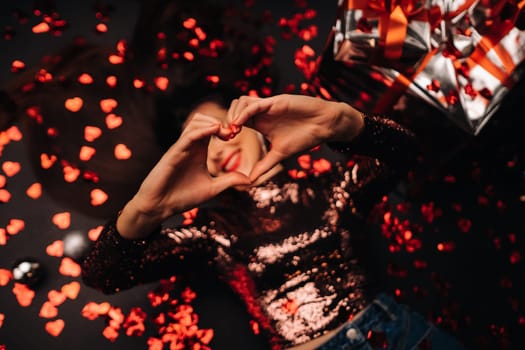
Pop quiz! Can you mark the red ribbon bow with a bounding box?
[347,0,427,59]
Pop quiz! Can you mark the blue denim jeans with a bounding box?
[315,293,466,350]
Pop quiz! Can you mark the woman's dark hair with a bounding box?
[0,0,278,218]
[129,0,279,149]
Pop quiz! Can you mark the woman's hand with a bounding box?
[117,113,250,239]
[228,94,364,182]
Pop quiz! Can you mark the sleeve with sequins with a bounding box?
[327,113,418,214]
[81,216,217,294]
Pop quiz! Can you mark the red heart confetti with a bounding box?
[114,144,131,160]
[6,219,24,235]
[77,73,93,84]
[52,212,70,229]
[64,97,83,112]
[100,98,118,113]
[84,126,102,141]
[61,281,80,300]
[0,228,6,245]
[32,22,50,34]
[182,208,198,225]
[102,326,119,342]
[0,269,12,286]
[45,319,65,337]
[79,146,96,161]
[45,240,64,257]
[58,257,81,277]
[47,290,67,307]
[62,165,80,183]
[297,154,311,169]
[108,54,124,64]
[12,283,35,307]
[106,75,117,87]
[312,158,331,174]
[90,188,108,206]
[154,76,169,91]
[88,225,103,241]
[0,189,11,203]
[105,113,123,129]
[2,161,21,177]
[39,301,59,319]
[40,153,57,169]
[26,182,42,199]
[5,126,22,141]
[81,302,111,320]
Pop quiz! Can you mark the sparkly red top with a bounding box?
[81,115,416,349]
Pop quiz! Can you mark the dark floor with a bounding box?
[1,1,524,350]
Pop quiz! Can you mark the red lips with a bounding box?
[221,150,241,172]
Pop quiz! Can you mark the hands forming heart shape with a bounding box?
[227,94,364,182]
[116,94,364,239]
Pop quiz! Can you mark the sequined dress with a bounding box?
[81,115,416,349]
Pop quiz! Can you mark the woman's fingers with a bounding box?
[231,96,273,128]
[212,171,251,193]
[248,149,285,182]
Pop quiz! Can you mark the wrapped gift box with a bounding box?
[313,0,525,135]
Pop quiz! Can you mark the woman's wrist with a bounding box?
[116,200,165,240]
[329,102,365,143]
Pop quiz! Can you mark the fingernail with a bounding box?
[231,124,240,133]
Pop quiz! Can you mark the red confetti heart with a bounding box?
[106,75,117,87]
[96,23,108,33]
[26,182,42,199]
[2,161,21,177]
[0,228,6,245]
[61,281,80,300]
[64,97,83,112]
[154,76,169,90]
[84,126,102,141]
[77,73,93,84]
[11,59,25,72]
[198,329,214,344]
[103,326,119,342]
[48,290,67,306]
[45,319,64,337]
[108,55,124,64]
[39,301,58,319]
[13,283,35,307]
[6,126,22,141]
[100,98,118,113]
[88,225,103,241]
[63,165,80,183]
[297,154,311,169]
[0,269,12,286]
[312,158,331,174]
[114,144,131,160]
[40,153,57,169]
[81,302,111,320]
[105,114,123,129]
[0,189,11,203]
[52,212,70,229]
[32,22,50,34]
[45,240,64,257]
[6,219,24,235]
[90,189,108,206]
[58,257,81,277]
[79,146,96,161]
